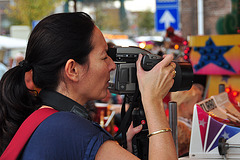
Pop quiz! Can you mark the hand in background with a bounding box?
[126,122,142,153]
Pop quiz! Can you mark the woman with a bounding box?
[0,12,177,159]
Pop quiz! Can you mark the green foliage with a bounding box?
[216,0,240,34]
[79,0,116,3]
[137,10,154,34]
[95,5,107,30]
[98,9,120,31]
[80,0,127,31]
[5,0,63,26]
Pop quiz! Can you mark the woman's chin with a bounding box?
[97,92,107,101]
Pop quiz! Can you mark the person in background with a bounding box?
[84,100,97,121]
[9,52,25,68]
[170,83,204,129]
[170,83,204,157]
[177,121,191,157]
[0,61,8,79]
[0,12,177,159]
[107,41,116,49]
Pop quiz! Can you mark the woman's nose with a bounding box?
[108,56,116,71]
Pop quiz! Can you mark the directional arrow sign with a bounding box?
[159,10,176,29]
[155,0,179,32]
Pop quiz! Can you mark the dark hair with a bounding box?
[0,12,95,154]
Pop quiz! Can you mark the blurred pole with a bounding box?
[73,0,77,12]
[219,84,225,94]
[64,1,69,12]
[119,0,128,31]
[197,0,204,35]
[169,101,178,157]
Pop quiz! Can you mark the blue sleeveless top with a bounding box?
[21,111,113,160]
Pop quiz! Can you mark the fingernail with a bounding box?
[138,124,143,129]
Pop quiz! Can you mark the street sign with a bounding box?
[32,20,40,30]
[155,0,180,32]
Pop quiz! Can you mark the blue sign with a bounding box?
[156,0,178,6]
[155,0,180,31]
[32,20,40,30]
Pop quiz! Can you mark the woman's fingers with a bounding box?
[126,122,143,153]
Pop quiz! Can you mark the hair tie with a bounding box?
[19,60,32,72]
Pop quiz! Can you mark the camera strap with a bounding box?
[39,89,91,120]
[114,87,141,149]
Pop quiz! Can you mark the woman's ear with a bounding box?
[64,59,83,82]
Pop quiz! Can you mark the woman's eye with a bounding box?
[103,57,108,60]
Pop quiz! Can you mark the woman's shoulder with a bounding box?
[41,111,105,134]
[21,111,112,160]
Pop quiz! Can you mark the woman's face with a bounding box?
[79,26,116,102]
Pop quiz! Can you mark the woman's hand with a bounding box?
[136,54,176,100]
[126,122,142,153]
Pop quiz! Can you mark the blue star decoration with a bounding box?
[221,75,230,83]
[193,37,235,73]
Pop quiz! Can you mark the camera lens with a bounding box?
[170,61,193,92]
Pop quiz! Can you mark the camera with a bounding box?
[108,46,194,159]
[107,46,193,94]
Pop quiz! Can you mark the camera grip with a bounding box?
[132,107,149,160]
[141,54,163,71]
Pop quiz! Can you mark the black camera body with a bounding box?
[108,46,194,159]
[108,46,193,95]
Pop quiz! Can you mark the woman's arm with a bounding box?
[96,140,140,160]
[137,54,177,159]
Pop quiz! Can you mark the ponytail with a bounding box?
[0,66,41,154]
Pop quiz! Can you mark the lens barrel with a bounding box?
[170,61,193,92]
